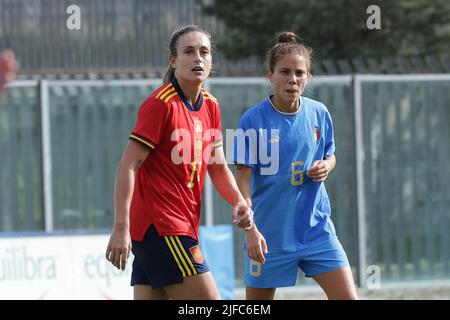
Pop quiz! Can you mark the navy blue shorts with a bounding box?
[131,224,210,288]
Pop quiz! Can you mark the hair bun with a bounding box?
[278,32,298,44]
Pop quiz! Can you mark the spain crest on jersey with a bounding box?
[189,245,205,264]
[312,126,320,143]
[193,117,202,133]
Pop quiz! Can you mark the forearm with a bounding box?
[113,162,135,229]
[208,163,246,207]
[235,165,252,208]
[324,154,336,173]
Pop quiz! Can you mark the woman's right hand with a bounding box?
[245,226,268,264]
[105,225,132,271]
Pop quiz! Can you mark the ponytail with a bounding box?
[162,65,175,84]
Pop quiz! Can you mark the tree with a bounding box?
[198,0,450,61]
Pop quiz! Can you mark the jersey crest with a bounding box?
[312,126,320,143]
[189,245,204,264]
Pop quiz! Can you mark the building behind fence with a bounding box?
[1,76,449,288]
[1,0,449,77]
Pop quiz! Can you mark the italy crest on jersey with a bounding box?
[312,126,320,143]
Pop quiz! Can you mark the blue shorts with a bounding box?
[131,224,210,289]
[244,237,350,288]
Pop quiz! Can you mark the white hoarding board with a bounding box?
[0,234,133,299]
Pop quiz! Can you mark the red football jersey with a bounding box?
[129,79,222,241]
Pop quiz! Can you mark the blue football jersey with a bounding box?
[234,96,337,253]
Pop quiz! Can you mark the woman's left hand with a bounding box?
[306,160,330,182]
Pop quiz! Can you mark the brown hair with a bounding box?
[162,25,212,84]
[265,31,312,77]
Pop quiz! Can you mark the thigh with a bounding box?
[134,284,169,300]
[244,249,299,288]
[313,266,358,300]
[163,271,220,300]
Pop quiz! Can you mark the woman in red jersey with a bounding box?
[0,50,18,95]
[105,25,253,300]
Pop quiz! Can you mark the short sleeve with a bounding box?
[324,110,335,157]
[129,98,169,149]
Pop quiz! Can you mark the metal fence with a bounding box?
[0,75,449,287]
[355,75,450,283]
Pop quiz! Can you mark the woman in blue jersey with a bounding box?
[234,32,358,300]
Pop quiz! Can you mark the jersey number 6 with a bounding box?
[290,160,304,186]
